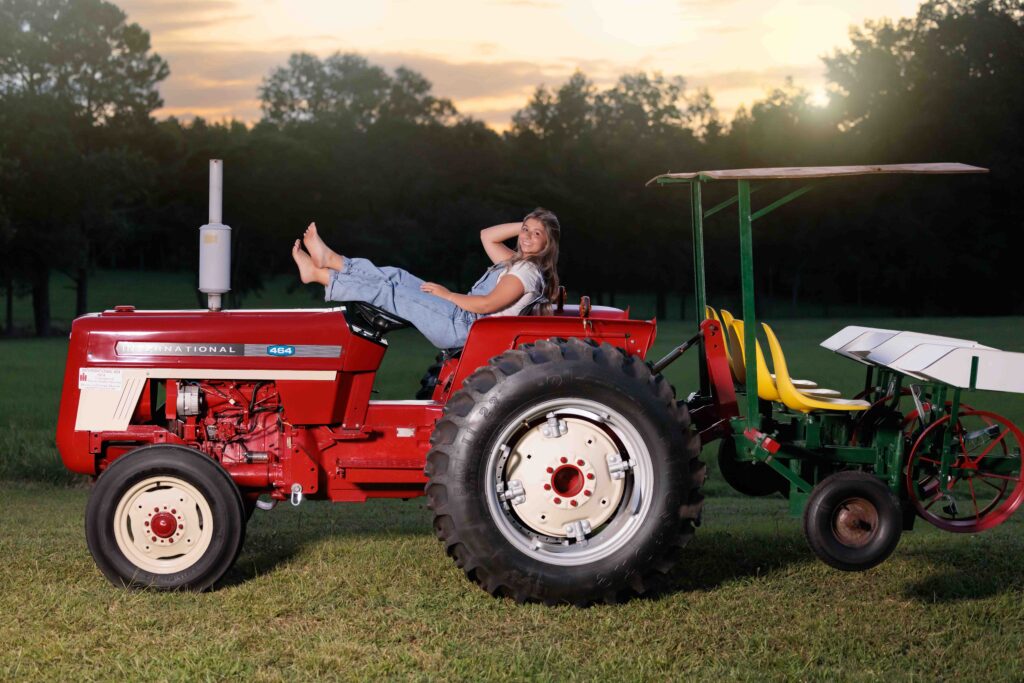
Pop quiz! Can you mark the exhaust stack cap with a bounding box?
[199,159,231,311]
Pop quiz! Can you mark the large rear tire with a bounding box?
[85,445,246,590]
[425,338,704,605]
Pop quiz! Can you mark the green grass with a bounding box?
[3,278,1024,680]
[2,485,1024,680]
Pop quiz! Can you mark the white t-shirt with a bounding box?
[490,261,545,317]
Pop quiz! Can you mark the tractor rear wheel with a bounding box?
[85,445,246,590]
[425,338,704,605]
[803,470,902,571]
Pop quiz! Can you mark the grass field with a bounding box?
[3,275,1024,680]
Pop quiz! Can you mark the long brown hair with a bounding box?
[507,207,561,302]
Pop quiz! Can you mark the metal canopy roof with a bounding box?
[646,162,988,185]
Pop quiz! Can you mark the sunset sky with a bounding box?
[118,0,923,130]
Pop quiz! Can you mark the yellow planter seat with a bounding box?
[761,323,870,413]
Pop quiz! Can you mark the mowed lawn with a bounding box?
[3,276,1024,680]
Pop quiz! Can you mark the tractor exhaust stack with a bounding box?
[199,159,231,311]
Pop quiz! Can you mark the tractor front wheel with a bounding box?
[425,338,704,605]
[803,470,902,571]
[85,445,246,590]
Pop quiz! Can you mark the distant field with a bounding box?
[3,274,1024,680]
[5,268,901,334]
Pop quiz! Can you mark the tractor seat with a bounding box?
[714,308,829,393]
[762,323,870,413]
[726,318,845,403]
[435,292,557,362]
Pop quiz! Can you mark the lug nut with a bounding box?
[553,497,562,504]
[544,484,551,490]
[577,459,585,466]
[560,457,568,464]
[570,500,578,507]
[584,490,591,496]
[546,467,554,473]
[587,473,595,480]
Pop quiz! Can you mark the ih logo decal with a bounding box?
[267,345,296,357]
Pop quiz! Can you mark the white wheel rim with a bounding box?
[485,398,655,566]
[113,476,215,575]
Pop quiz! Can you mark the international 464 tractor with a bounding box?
[56,161,1024,604]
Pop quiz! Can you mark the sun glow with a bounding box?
[118,0,924,127]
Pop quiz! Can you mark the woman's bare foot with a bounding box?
[292,240,328,285]
[303,222,343,270]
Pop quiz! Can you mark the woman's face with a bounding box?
[518,218,548,256]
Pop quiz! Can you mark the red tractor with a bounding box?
[60,163,711,604]
[58,299,707,603]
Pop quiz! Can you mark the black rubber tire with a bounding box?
[803,470,902,571]
[85,445,246,591]
[717,435,789,497]
[242,496,257,521]
[415,353,445,400]
[425,338,705,605]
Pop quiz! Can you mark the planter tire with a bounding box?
[85,445,246,591]
[425,338,705,605]
[803,470,902,571]
[717,435,789,497]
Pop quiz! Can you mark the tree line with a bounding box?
[1,0,1021,336]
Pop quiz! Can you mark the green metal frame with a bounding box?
[655,172,998,518]
[660,175,813,420]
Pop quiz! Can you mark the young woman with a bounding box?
[292,208,561,349]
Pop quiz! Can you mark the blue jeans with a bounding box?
[325,258,502,349]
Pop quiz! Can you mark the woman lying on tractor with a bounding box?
[291,208,561,349]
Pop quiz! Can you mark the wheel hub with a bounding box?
[832,497,878,547]
[551,464,585,497]
[501,416,626,538]
[149,511,178,538]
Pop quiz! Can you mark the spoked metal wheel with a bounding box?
[485,398,652,565]
[113,476,215,575]
[906,409,1024,533]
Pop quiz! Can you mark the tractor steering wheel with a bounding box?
[342,301,413,339]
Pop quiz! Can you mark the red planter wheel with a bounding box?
[905,410,1024,533]
[900,400,976,436]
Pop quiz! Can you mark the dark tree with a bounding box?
[260,53,456,128]
[0,0,169,333]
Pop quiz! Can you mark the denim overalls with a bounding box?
[325,259,505,349]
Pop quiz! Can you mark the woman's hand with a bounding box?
[420,282,451,301]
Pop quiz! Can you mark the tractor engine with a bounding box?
[172,381,284,471]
